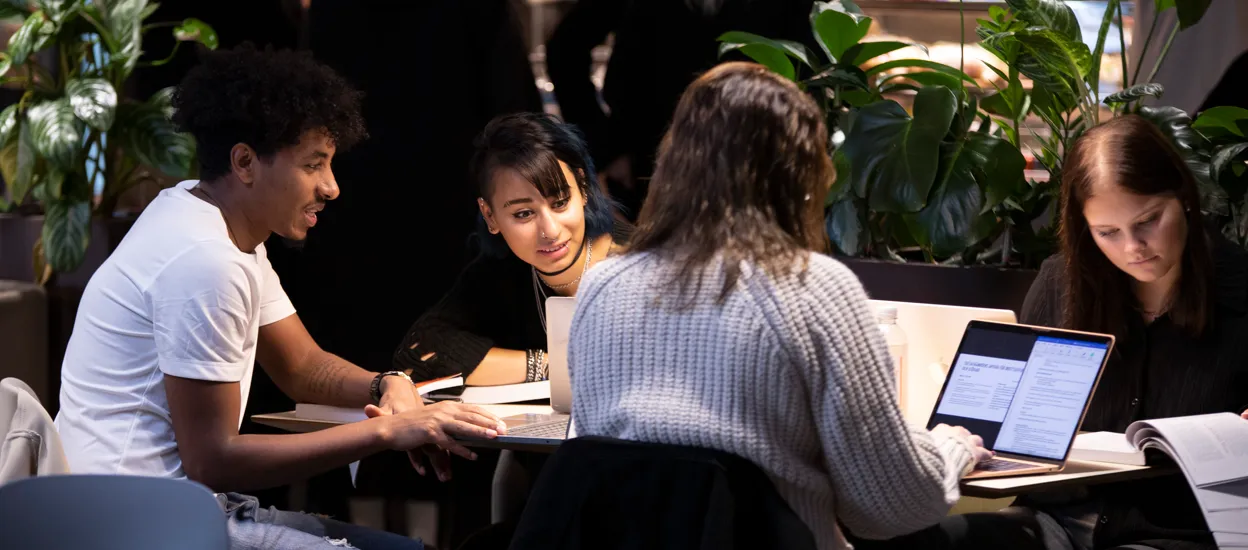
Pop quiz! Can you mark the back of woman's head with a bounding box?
[470,112,614,258]
[629,62,832,302]
[1060,114,1213,338]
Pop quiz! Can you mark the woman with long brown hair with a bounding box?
[565,62,992,550]
[863,115,1248,550]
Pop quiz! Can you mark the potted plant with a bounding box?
[0,0,216,284]
[718,0,1214,311]
[0,0,215,414]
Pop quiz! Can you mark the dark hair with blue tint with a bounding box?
[471,112,617,258]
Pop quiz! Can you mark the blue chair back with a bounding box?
[0,474,227,550]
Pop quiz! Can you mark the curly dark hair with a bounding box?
[172,44,367,181]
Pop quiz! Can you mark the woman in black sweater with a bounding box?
[393,112,626,386]
[855,116,1248,550]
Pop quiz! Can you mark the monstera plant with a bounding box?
[721,0,1219,268]
[720,0,1028,264]
[0,0,216,281]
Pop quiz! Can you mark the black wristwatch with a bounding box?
[370,371,413,404]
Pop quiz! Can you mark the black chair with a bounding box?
[506,436,818,550]
[0,474,228,550]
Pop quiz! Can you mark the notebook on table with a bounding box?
[927,320,1114,479]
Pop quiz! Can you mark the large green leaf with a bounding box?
[865,59,976,84]
[26,99,82,171]
[825,198,864,255]
[810,0,867,62]
[1010,27,1093,105]
[967,132,1027,212]
[67,78,118,131]
[1005,0,1082,43]
[8,10,53,65]
[0,52,11,79]
[1175,0,1212,29]
[1102,83,1164,106]
[840,86,958,213]
[148,86,176,118]
[42,198,91,272]
[1139,105,1225,213]
[909,156,985,258]
[107,0,147,77]
[844,41,926,66]
[736,44,795,81]
[814,9,871,63]
[117,101,195,178]
[173,17,217,49]
[909,132,1023,258]
[879,71,963,91]
[0,103,17,146]
[718,31,816,69]
[1211,143,1248,193]
[10,121,34,203]
[1193,106,1248,138]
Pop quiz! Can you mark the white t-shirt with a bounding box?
[55,180,296,478]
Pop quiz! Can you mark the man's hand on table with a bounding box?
[368,381,508,481]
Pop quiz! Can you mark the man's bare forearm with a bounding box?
[293,350,375,406]
[191,419,391,493]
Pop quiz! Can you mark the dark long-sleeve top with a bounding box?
[394,229,629,382]
[1018,232,1248,549]
[393,250,547,382]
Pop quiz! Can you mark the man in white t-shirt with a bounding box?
[54,46,505,550]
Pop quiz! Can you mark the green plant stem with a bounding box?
[1131,10,1162,86]
[139,40,181,68]
[1117,0,1129,91]
[1144,22,1180,86]
[141,21,180,33]
[959,0,965,80]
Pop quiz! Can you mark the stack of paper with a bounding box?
[1070,431,1146,466]
[1127,413,1248,549]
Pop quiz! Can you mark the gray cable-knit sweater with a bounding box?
[568,251,974,549]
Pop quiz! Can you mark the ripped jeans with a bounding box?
[217,493,424,550]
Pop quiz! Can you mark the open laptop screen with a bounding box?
[927,322,1111,461]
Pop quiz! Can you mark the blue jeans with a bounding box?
[217,493,424,550]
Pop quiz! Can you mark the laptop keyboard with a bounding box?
[507,418,569,439]
[974,459,1035,472]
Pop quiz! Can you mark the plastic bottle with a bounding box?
[875,306,908,410]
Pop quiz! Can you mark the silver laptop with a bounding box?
[485,297,577,446]
[927,320,1114,479]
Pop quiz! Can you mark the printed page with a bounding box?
[1130,413,1248,487]
[1138,439,1248,534]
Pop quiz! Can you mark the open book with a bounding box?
[1127,413,1248,549]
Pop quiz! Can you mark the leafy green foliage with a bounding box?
[1,0,216,275]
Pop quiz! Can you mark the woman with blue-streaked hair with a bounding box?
[393,112,628,387]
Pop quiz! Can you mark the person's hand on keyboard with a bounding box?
[930,423,994,475]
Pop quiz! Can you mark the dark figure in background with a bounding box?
[545,0,815,218]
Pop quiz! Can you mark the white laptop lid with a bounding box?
[545,297,575,413]
[869,300,1018,423]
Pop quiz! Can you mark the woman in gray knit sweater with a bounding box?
[566,62,992,550]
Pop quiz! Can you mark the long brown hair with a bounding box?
[627,62,832,303]
[1060,114,1214,339]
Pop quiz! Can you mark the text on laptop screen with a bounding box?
[928,327,1108,460]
